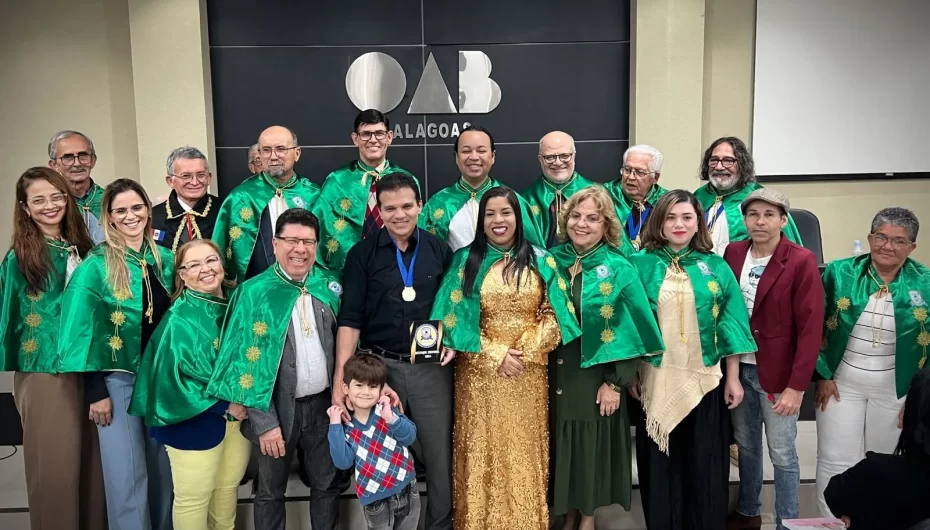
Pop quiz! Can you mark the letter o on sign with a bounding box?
[345,52,407,113]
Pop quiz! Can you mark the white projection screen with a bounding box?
[752,0,930,178]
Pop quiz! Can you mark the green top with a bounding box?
[550,242,665,367]
[520,172,600,248]
[56,243,174,373]
[74,180,104,219]
[816,255,930,398]
[628,247,756,367]
[0,240,80,372]
[212,172,322,282]
[693,181,803,245]
[419,177,545,251]
[312,160,419,273]
[206,263,342,410]
[128,289,229,426]
[428,244,581,354]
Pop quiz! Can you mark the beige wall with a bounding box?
[2,0,927,262]
[700,0,930,263]
[0,0,138,240]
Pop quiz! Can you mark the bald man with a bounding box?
[521,131,600,247]
[213,126,321,282]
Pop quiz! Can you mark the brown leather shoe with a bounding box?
[727,512,762,530]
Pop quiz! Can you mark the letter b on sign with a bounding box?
[345,51,502,115]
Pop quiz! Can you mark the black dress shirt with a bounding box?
[151,191,219,252]
[338,227,452,353]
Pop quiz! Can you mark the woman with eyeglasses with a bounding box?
[56,178,175,530]
[429,186,581,530]
[548,186,664,530]
[0,167,103,530]
[627,189,755,530]
[815,207,930,517]
[128,239,250,530]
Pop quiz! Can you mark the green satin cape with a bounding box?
[694,182,803,245]
[816,255,930,398]
[312,160,419,273]
[0,240,78,372]
[428,244,581,354]
[605,180,668,241]
[206,263,342,410]
[550,242,665,367]
[128,289,229,426]
[418,177,545,249]
[75,181,104,220]
[520,172,599,248]
[628,247,756,367]
[56,243,174,373]
[212,172,321,282]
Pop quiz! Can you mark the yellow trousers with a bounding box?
[165,420,252,530]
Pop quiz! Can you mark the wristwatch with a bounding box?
[606,381,623,394]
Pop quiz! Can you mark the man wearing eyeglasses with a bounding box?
[48,130,106,243]
[208,208,347,530]
[694,136,802,256]
[311,109,419,274]
[151,146,220,252]
[213,125,321,283]
[606,144,668,251]
[248,144,262,175]
[521,131,600,248]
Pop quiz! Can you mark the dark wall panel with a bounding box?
[206,0,631,198]
[207,0,422,46]
[423,0,630,44]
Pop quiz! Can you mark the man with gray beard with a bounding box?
[694,136,802,256]
[48,130,106,243]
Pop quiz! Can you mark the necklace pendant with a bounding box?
[632,236,641,251]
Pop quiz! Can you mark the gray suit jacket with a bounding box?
[242,294,336,443]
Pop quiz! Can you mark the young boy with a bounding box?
[327,354,420,530]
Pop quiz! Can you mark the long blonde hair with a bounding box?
[99,179,163,297]
[171,239,236,301]
[557,185,623,247]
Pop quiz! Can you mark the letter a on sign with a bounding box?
[408,54,456,114]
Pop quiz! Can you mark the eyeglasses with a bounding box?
[57,152,95,166]
[356,130,389,141]
[870,233,912,250]
[621,166,655,179]
[180,255,221,275]
[171,172,210,183]
[109,203,147,218]
[259,146,298,158]
[26,193,68,207]
[709,157,738,169]
[568,211,604,225]
[540,153,574,164]
[275,236,318,247]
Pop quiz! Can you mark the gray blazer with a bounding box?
[242,294,336,443]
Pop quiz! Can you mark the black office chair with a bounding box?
[790,208,824,264]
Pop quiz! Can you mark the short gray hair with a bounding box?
[871,207,919,241]
[258,128,298,147]
[48,130,95,160]
[165,146,210,175]
[623,144,664,173]
[248,144,259,157]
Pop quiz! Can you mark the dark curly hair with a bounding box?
[698,136,756,187]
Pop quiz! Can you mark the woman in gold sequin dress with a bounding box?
[430,187,581,530]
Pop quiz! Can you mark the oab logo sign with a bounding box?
[345,51,502,115]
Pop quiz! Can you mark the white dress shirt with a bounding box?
[282,270,330,398]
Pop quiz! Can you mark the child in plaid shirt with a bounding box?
[327,354,420,530]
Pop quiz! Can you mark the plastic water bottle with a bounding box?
[851,240,864,256]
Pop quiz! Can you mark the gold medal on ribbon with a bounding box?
[402,286,417,302]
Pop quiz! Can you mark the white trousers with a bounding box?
[815,362,903,516]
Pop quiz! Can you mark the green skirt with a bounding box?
[549,335,638,516]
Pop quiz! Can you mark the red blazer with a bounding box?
[723,237,825,393]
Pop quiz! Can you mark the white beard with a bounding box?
[710,173,739,191]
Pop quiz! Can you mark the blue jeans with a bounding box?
[731,363,800,529]
[97,372,174,530]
